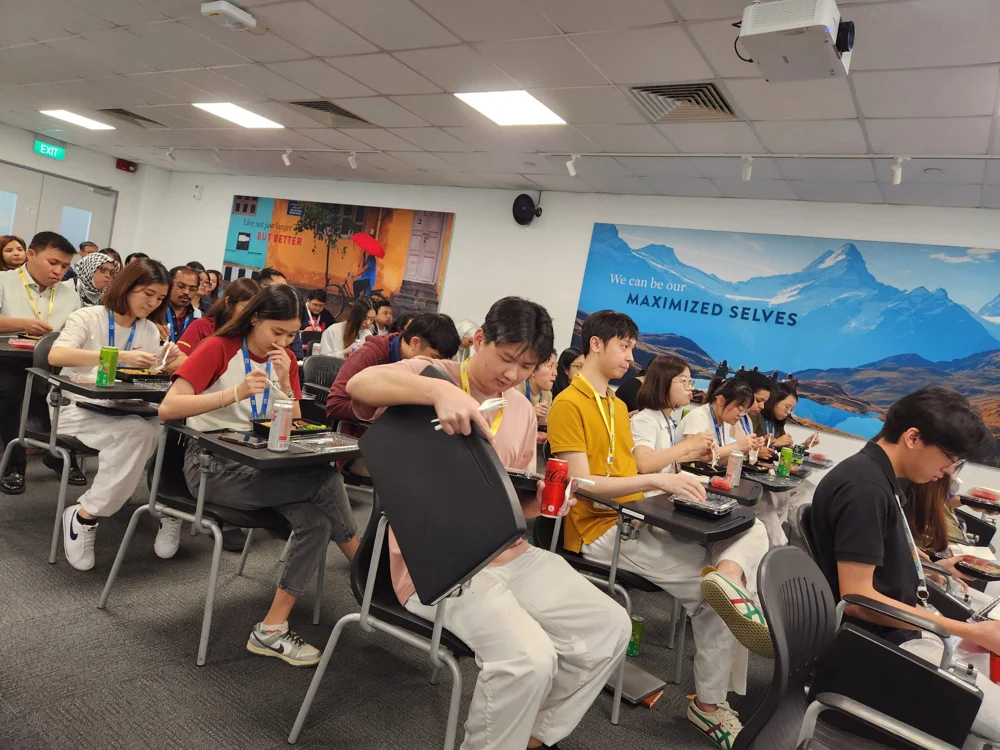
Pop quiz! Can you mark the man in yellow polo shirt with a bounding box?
[547,309,771,750]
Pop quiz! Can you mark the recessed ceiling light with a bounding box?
[454,91,565,126]
[192,103,283,129]
[39,110,114,130]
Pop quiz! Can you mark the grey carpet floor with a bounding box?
[0,458,772,749]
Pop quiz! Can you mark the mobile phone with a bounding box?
[218,431,269,449]
[958,558,1000,581]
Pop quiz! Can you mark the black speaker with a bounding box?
[512,194,542,226]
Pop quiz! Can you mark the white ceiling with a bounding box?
[2,0,1000,207]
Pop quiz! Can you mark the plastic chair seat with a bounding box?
[361,589,473,659]
[25,429,100,457]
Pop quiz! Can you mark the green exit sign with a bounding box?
[33,139,65,160]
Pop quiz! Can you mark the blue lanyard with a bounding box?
[167,308,190,342]
[740,414,752,436]
[525,381,531,401]
[710,408,727,446]
[765,418,775,436]
[108,310,136,351]
[241,339,271,420]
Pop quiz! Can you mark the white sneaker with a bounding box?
[246,622,322,667]
[153,517,182,559]
[62,504,97,571]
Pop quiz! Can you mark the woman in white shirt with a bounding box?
[319,296,375,357]
[49,259,184,571]
[159,284,358,668]
[631,356,715,476]
[678,378,763,462]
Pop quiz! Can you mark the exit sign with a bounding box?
[33,139,65,160]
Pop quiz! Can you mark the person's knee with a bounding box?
[510,637,558,692]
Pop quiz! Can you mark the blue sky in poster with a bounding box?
[615,225,1000,312]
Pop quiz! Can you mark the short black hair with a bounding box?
[580,310,638,356]
[481,296,553,363]
[29,231,76,256]
[391,312,414,335]
[879,386,994,463]
[373,297,392,312]
[169,265,199,283]
[257,267,286,284]
[186,260,206,272]
[306,289,327,303]
[125,252,149,265]
[403,313,460,358]
[79,241,98,251]
[736,369,772,395]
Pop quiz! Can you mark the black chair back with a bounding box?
[542,440,553,462]
[797,503,817,561]
[32,331,61,373]
[736,546,838,749]
[302,355,343,390]
[349,494,395,608]
[146,429,194,500]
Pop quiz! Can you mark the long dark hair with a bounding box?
[102,258,171,323]
[907,477,952,554]
[705,377,753,411]
[0,234,26,271]
[636,355,688,411]
[215,284,301,341]
[762,381,799,437]
[553,346,584,397]
[206,277,259,330]
[343,296,375,351]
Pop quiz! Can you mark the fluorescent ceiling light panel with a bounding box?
[454,91,565,126]
[39,110,114,130]
[192,103,283,129]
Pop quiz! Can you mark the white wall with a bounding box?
[0,122,170,252]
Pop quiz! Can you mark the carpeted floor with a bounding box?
[0,457,772,750]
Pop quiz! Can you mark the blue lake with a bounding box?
[793,397,884,439]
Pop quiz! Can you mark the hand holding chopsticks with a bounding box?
[432,397,505,431]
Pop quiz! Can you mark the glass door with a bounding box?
[35,175,116,249]
[0,161,44,238]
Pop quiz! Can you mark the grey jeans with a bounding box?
[183,444,357,596]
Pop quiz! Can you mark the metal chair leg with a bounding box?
[429,666,441,685]
[279,530,294,563]
[289,612,361,744]
[236,528,256,576]
[666,596,679,649]
[312,543,327,626]
[441,652,463,750]
[48,446,72,563]
[610,647,626,726]
[196,523,225,667]
[673,612,687,685]
[98,505,150,609]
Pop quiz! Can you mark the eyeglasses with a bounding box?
[93,265,116,277]
[942,450,966,474]
[672,377,695,390]
[734,406,749,417]
[173,281,199,294]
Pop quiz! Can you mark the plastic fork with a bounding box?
[432,397,506,431]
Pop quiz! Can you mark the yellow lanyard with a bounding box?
[578,374,615,476]
[460,358,504,436]
[19,266,55,321]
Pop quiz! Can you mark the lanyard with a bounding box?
[306,310,321,330]
[167,308,190,342]
[107,310,136,351]
[710,407,727,446]
[662,410,679,474]
[740,414,752,436]
[18,266,55,321]
[524,381,531,402]
[578,374,615,476]
[765,418,774,436]
[241,339,271,421]
[460,358,504,436]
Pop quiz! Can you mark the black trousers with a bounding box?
[0,364,29,473]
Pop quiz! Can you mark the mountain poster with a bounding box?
[574,223,1000,465]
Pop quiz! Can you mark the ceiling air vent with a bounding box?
[627,82,737,123]
[288,100,372,128]
[97,108,167,128]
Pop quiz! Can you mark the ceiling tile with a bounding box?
[179,16,310,64]
[572,156,632,177]
[724,78,856,121]
[670,0,747,21]
[866,117,992,155]
[388,127,472,151]
[574,124,675,152]
[390,94,493,127]
[387,151,463,171]
[777,158,877,182]
[338,127,426,150]
[213,64,317,101]
[853,67,1000,119]
[132,72,209,104]
[135,0,210,20]
[252,2,377,57]
[642,177,723,197]
[532,87,646,125]
[534,0,673,33]
[326,54,441,95]
[846,0,1000,71]
[438,152,565,174]
[581,174,659,195]
[881,159,986,185]
[657,122,762,153]
[266,59,375,99]
[981,161,1000,184]
[310,0,459,50]
[129,20,250,69]
[475,37,605,89]
[293,128,373,150]
[441,125,532,151]
[568,27,713,85]
[394,46,517,93]
[44,34,154,75]
[525,173,591,192]
[690,156,783,180]
[884,183,982,208]
[334,97,430,127]
[753,120,868,154]
[168,68,265,103]
[981,185,1000,209]
[793,180,884,204]
[688,20,761,79]
[84,0,170,25]
[711,178,800,200]
[243,101,336,129]
[616,156,702,178]
[127,104,201,129]
[353,151,413,171]
[477,173,543,190]
[411,0,557,42]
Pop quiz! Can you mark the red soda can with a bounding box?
[541,458,570,517]
[991,652,1000,683]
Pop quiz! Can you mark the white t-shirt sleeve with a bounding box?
[320,322,345,357]
[679,405,712,436]
[630,409,661,452]
[52,308,92,350]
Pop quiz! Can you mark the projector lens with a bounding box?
[836,20,855,53]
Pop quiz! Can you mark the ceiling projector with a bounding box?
[739,0,854,82]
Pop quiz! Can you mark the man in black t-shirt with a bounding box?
[811,386,1000,741]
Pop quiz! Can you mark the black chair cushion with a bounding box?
[25,428,100,457]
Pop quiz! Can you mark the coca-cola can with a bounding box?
[726,450,744,487]
[268,401,294,452]
[540,458,570,518]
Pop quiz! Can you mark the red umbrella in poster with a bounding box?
[351,232,384,258]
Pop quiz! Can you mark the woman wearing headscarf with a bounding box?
[75,252,117,307]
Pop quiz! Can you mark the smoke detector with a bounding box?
[200,1,257,30]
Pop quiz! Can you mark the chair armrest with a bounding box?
[840,594,950,639]
[303,383,330,398]
[798,692,960,750]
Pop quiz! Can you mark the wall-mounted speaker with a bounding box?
[512,193,542,226]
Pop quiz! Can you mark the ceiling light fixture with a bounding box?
[891,156,906,185]
[192,102,283,128]
[454,90,565,126]
[741,155,753,182]
[566,154,579,177]
[348,152,358,170]
[282,149,292,167]
[39,109,115,130]
[165,149,176,163]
